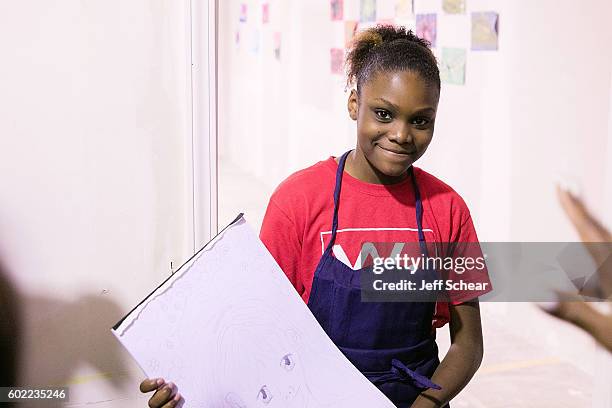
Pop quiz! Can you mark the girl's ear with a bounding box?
[347,89,358,121]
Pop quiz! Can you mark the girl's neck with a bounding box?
[338,149,409,185]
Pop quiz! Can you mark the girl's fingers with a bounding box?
[148,383,177,408]
[557,185,612,297]
[140,378,164,393]
[161,393,183,408]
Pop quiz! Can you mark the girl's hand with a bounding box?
[139,378,183,408]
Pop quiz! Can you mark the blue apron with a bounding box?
[307,151,446,407]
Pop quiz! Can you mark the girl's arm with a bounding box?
[411,300,484,408]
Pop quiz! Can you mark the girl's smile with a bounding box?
[376,144,416,158]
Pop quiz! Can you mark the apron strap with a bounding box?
[325,151,429,258]
[371,359,442,390]
[409,166,429,258]
[324,150,351,254]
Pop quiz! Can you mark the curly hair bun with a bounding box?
[345,24,440,92]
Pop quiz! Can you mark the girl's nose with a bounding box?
[387,123,412,144]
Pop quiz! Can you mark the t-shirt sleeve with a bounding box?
[446,213,492,304]
[259,198,305,296]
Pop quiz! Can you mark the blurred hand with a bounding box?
[140,378,183,408]
[538,186,612,352]
[556,185,612,298]
[541,292,612,352]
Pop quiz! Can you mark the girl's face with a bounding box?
[347,70,439,184]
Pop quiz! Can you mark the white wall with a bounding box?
[0,1,202,406]
[219,0,355,189]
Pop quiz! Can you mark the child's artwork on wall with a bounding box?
[395,0,414,19]
[331,0,343,21]
[360,0,376,23]
[344,20,358,48]
[440,47,467,85]
[273,32,281,60]
[416,14,437,47]
[262,3,269,24]
[442,0,465,14]
[471,11,499,50]
[112,216,395,407]
[239,3,247,23]
[331,48,345,74]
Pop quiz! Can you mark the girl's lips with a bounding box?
[377,145,415,156]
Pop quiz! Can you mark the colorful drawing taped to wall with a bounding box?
[443,0,465,14]
[440,47,466,85]
[395,0,414,19]
[262,3,269,24]
[112,216,396,407]
[331,0,343,21]
[360,0,376,23]
[273,32,281,60]
[344,20,358,48]
[331,48,344,75]
[471,11,499,50]
[239,3,247,23]
[416,14,437,47]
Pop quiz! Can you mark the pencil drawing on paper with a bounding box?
[113,217,394,407]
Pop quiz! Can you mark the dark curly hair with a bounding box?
[345,24,440,93]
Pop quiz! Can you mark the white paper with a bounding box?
[113,216,394,407]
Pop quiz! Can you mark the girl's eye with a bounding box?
[280,353,295,371]
[412,117,430,126]
[257,385,273,404]
[374,109,392,121]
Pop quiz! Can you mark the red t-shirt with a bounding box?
[259,157,490,328]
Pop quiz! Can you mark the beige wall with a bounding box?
[0,1,198,406]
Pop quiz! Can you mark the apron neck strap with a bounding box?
[410,167,426,244]
[410,167,429,257]
[325,150,351,254]
[324,151,428,256]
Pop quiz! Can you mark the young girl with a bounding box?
[141,25,490,408]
